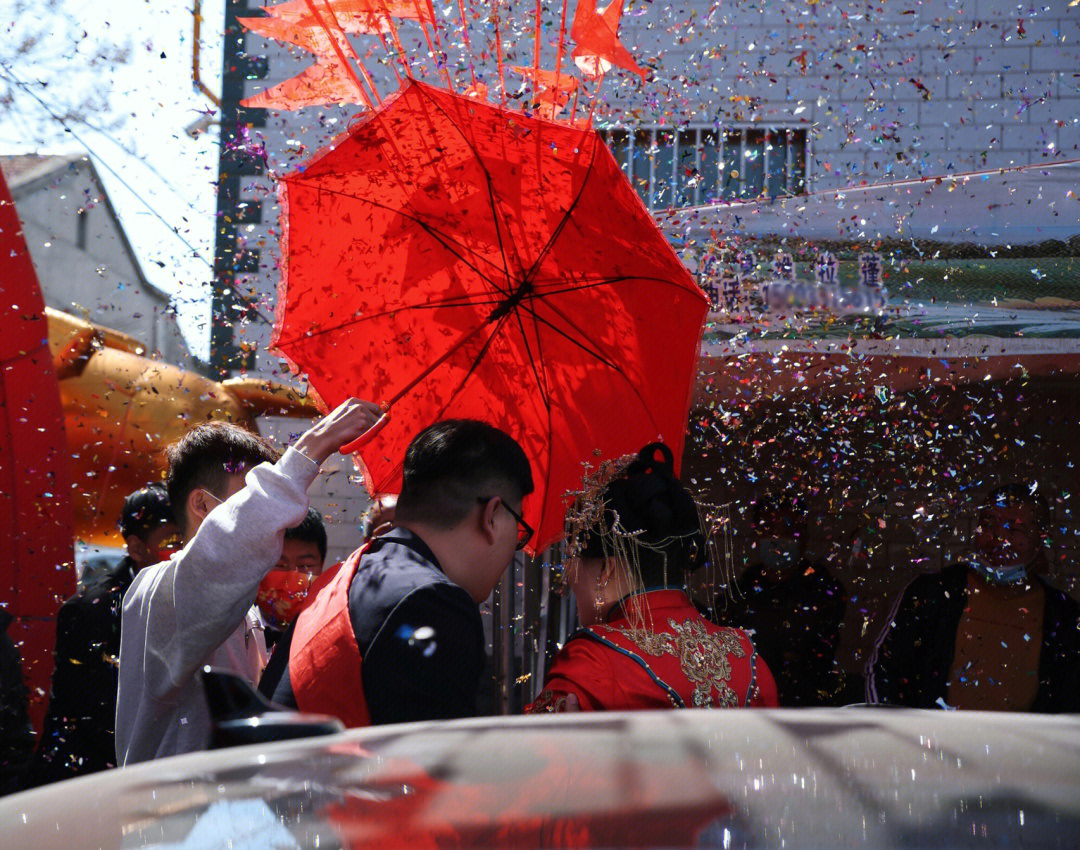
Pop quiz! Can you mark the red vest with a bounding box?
[289,542,372,728]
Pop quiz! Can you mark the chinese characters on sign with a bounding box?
[699,249,888,319]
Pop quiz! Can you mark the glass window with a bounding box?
[608,129,630,178]
[699,129,720,204]
[653,129,676,209]
[632,128,652,206]
[743,129,766,199]
[677,128,698,207]
[600,124,808,209]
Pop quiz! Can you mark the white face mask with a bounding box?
[965,550,1037,586]
[759,538,801,572]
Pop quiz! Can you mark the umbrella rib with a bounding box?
[509,298,557,543]
[278,271,687,349]
[513,299,625,374]
[517,129,601,286]
[417,311,514,425]
[289,180,510,285]
[510,296,555,418]
[528,273,700,299]
[274,287,516,347]
[527,298,665,434]
[412,84,527,288]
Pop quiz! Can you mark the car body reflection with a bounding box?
[3,709,1079,849]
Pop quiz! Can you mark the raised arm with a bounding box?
[120,399,383,708]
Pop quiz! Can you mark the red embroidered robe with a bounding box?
[529,590,778,712]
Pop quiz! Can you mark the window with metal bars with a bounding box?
[598,126,808,210]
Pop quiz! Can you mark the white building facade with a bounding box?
[1,153,193,369]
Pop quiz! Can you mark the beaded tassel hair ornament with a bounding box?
[562,442,734,630]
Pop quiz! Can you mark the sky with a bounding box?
[1,0,227,358]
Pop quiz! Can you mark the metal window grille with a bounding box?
[598,126,808,210]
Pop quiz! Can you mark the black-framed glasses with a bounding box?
[478,496,534,551]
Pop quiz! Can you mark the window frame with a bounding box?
[597,124,809,210]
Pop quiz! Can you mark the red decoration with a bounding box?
[263,0,433,33]
[570,0,647,81]
[239,14,366,110]
[509,65,581,119]
[271,80,707,554]
[0,169,75,730]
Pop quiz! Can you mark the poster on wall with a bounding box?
[666,159,1080,355]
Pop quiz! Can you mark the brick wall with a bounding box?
[257,416,373,565]
[605,0,1079,184]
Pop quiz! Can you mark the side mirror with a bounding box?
[200,667,344,749]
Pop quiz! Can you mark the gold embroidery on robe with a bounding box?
[530,688,570,713]
[604,618,746,707]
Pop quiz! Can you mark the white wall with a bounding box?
[9,157,194,368]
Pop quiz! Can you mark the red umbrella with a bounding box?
[271,79,708,553]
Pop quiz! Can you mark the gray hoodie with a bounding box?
[116,448,319,765]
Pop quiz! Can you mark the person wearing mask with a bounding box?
[28,484,179,785]
[527,443,777,713]
[116,398,382,765]
[257,508,327,650]
[713,496,846,706]
[866,483,1080,712]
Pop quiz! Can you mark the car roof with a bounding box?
[5,708,1080,849]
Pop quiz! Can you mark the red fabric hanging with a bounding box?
[570,0,647,81]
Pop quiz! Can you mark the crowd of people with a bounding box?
[3,397,1077,793]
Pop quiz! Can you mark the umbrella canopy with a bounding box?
[272,78,708,553]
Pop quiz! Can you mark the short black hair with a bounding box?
[118,483,173,540]
[579,442,705,585]
[165,421,280,527]
[285,508,327,562]
[395,419,533,528]
[983,482,1050,532]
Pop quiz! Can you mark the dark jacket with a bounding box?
[27,559,136,786]
[260,528,486,724]
[0,609,35,795]
[713,560,846,706]
[866,563,1080,712]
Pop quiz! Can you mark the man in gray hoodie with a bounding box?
[116,398,382,765]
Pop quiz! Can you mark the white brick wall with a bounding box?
[258,416,374,566]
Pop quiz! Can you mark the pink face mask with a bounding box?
[256,570,313,630]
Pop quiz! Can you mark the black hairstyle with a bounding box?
[165,420,280,528]
[579,442,706,584]
[118,483,174,540]
[284,507,328,563]
[395,419,533,528]
[982,482,1050,532]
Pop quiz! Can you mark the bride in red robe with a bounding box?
[528,443,778,713]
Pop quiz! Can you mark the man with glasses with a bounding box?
[260,419,533,727]
[867,482,1080,712]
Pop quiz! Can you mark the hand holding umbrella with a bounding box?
[295,397,387,463]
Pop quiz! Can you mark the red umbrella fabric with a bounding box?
[272,78,708,554]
